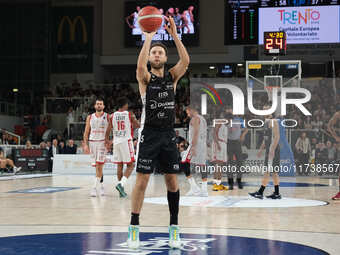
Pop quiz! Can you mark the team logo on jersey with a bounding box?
[157,112,165,119]
[150,100,158,109]
[158,91,168,98]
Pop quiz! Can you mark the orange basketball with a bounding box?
[138,6,163,33]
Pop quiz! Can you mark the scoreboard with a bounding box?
[13,149,49,171]
[225,0,259,45]
[264,31,286,55]
[225,0,340,45]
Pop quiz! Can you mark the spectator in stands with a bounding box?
[25,140,33,149]
[326,141,336,163]
[46,141,51,151]
[315,142,327,166]
[311,115,323,130]
[311,137,318,151]
[65,139,77,154]
[66,107,74,138]
[39,142,47,150]
[77,141,85,154]
[59,141,66,154]
[2,133,9,144]
[5,134,15,145]
[48,139,59,172]
[82,108,88,121]
[303,116,312,129]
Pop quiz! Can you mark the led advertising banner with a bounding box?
[259,5,340,44]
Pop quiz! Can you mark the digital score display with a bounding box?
[225,0,340,45]
[264,31,286,55]
[13,149,49,171]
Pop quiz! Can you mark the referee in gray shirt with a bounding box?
[227,111,248,190]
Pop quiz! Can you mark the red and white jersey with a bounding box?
[215,124,228,144]
[111,110,133,145]
[89,112,110,141]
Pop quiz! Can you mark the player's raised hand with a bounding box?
[164,16,177,36]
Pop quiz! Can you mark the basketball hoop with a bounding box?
[264,86,280,101]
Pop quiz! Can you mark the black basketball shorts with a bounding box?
[135,126,180,174]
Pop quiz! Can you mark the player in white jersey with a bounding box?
[125,6,142,35]
[182,105,208,196]
[83,98,110,197]
[183,6,194,34]
[106,98,140,198]
[211,121,229,191]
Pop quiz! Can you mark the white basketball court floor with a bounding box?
[0,174,339,255]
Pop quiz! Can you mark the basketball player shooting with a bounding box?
[127,17,189,249]
[83,98,110,197]
[328,110,340,200]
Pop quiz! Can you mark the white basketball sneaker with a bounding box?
[168,225,181,249]
[13,167,22,175]
[90,187,97,197]
[100,185,105,196]
[127,225,140,249]
[186,187,201,196]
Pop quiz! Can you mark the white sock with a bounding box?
[94,177,100,188]
[201,181,208,191]
[120,176,128,187]
[188,177,196,188]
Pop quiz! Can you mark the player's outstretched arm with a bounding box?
[165,17,190,90]
[136,31,155,87]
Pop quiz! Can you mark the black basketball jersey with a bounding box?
[141,71,175,128]
[263,120,273,149]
